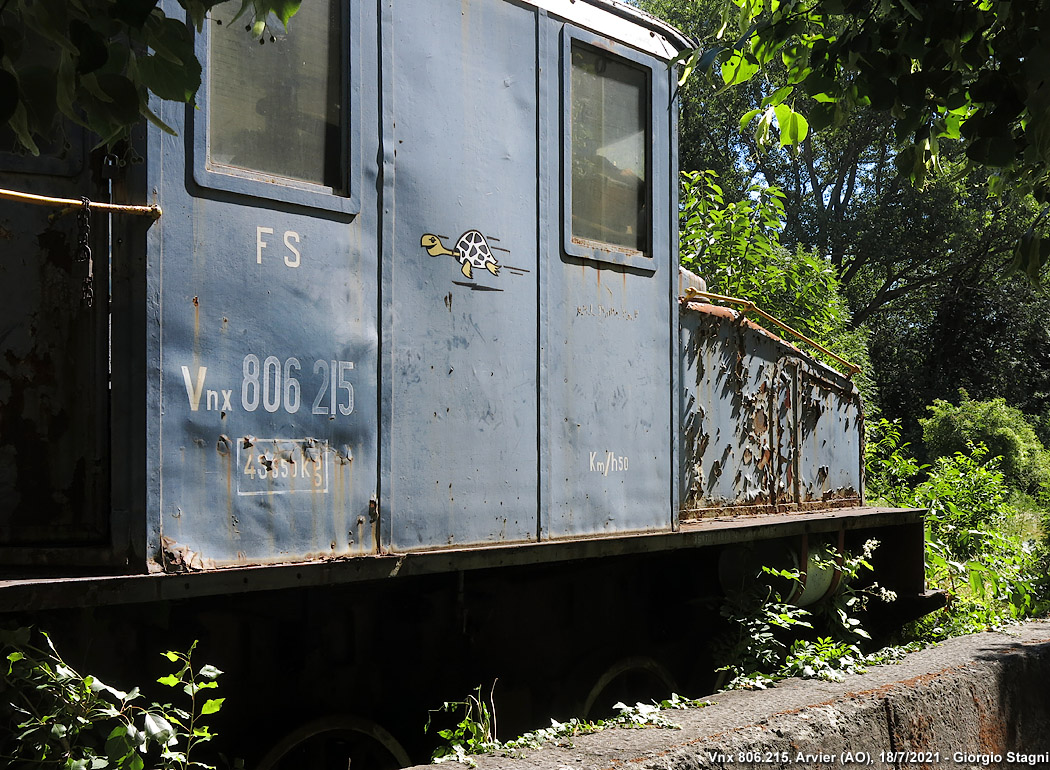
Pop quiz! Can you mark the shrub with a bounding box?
[921,394,1050,500]
[911,443,1012,559]
[903,443,1050,639]
[679,169,877,401]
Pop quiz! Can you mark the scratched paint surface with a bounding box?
[387,0,540,549]
[2,0,689,569]
[680,303,862,516]
[544,14,676,539]
[142,1,381,569]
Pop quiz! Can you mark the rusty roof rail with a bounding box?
[682,287,861,376]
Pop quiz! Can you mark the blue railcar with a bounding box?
[0,0,932,765]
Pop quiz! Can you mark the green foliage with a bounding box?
[912,443,1012,558]
[921,395,1050,501]
[0,629,224,769]
[865,419,928,507]
[666,0,1050,281]
[911,443,1049,630]
[864,433,1050,640]
[681,168,850,339]
[0,0,301,153]
[780,638,868,683]
[712,541,899,690]
[868,274,1050,452]
[426,684,498,765]
[712,569,812,690]
[681,0,1050,194]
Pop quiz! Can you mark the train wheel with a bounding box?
[254,714,411,770]
[580,656,678,720]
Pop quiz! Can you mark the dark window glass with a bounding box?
[570,43,649,254]
[209,0,342,189]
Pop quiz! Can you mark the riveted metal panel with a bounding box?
[140,0,381,570]
[680,304,780,513]
[385,0,540,550]
[797,366,864,505]
[543,19,675,538]
[680,302,863,518]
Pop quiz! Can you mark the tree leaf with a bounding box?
[69,19,109,74]
[137,53,201,102]
[739,108,760,133]
[142,102,178,134]
[200,698,225,715]
[774,103,809,146]
[198,664,223,679]
[720,51,759,87]
[761,85,795,108]
[143,712,176,745]
[267,0,303,29]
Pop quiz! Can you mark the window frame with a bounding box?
[191,1,359,215]
[561,26,658,272]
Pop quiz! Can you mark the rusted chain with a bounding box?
[682,287,862,376]
[0,187,162,219]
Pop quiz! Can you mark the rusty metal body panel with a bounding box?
[680,301,864,519]
[0,140,113,557]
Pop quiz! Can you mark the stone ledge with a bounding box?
[417,620,1050,770]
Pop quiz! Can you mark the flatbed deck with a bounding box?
[0,507,923,612]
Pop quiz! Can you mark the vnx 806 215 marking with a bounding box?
[182,357,355,416]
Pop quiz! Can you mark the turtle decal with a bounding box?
[421,230,501,279]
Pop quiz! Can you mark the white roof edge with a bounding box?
[522,0,696,60]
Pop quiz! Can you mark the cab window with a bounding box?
[569,42,649,255]
[208,0,343,190]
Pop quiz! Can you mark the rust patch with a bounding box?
[161,536,206,573]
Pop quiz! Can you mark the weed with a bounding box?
[863,429,1050,642]
[427,686,711,764]
[712,541,904,690]
[0,627,225,770]
[426,684,499,765]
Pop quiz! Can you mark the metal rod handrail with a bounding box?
[0,187,162,219]
[682,287,861,376]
